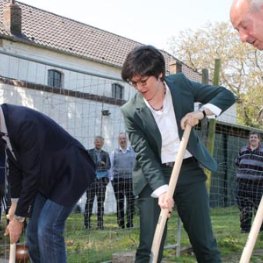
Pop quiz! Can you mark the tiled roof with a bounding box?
[0,0,177,69]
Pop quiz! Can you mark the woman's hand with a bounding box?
[158,192,174,217]
[181,111,204,130]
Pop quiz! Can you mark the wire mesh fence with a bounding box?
[0,51,262,263]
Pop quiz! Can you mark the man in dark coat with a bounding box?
[1,103,95,263]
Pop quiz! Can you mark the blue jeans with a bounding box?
[26,193,74,263]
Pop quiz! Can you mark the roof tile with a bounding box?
[0,0,199,80]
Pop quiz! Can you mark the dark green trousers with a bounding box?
[135,160,221,263]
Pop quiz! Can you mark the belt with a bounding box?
[164,157,195,168]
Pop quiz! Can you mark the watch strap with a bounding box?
[14,215,26,223]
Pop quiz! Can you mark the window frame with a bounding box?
[111,83,124,100]
[48,69,63,88]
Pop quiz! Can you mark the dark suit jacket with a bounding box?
[1,104,96,217]
[121,73,236,195]
[88,148,111,172]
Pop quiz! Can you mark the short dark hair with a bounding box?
[249,131,261,140]
[121,45,166,82]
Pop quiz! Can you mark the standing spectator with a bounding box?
[0,139,5,224]
[110,132,136,228]
[84,136,111,230]
[0,139,11,225]
[120,45,235,262]
[1,103,95,263]
[230,0,263,50]
[235,131,263,233]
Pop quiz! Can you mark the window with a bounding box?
[112,83,124,99]
[48,69,63,88]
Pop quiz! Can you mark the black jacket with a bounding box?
[2,103,96,217]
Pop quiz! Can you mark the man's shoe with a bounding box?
[126,223,134,228]
[97,222,104,230]
[118,220,125,229]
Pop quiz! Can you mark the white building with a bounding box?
[0,0,236,213]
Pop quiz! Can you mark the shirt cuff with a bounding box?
[11,198,19,204]
[202,103,221,117]
[151,185,169,198]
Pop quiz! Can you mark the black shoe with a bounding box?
[118,220,125,228]
[97,221,104,230]
[126,223,133,228]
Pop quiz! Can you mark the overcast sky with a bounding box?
[20,0,233,51]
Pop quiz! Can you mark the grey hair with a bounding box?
[118,132,127,138]
[95,135,104,141]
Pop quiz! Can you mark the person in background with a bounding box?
[1,103,95,263]
[120,45,236,263]
[110,132,136,229]
[0,139,5,225]
[235,131,263,233]
[84,136,111,230]
[0,138,11,227]
[230,0,263,50]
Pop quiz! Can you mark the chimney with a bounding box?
[3,1,22,36]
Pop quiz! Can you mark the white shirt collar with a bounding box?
[0,107,8,135]
[0,106,16,160]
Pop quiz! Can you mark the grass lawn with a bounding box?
[65,206,263,262]
[0,206,262,262]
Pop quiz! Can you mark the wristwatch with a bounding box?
[14,215,26,223]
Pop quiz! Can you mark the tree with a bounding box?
[168,22,263,128]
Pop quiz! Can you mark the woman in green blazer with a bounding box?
[121,45,236,263]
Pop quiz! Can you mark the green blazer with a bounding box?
[121,73,236,195]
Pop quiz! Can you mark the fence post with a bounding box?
[200,69,209,144]
[205,59,221,193]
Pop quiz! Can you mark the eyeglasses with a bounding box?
[129,76,150,88]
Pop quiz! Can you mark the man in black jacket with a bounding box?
[1,103,95,263]
[84,136,111,229]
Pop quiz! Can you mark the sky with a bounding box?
[19,0,233,51]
